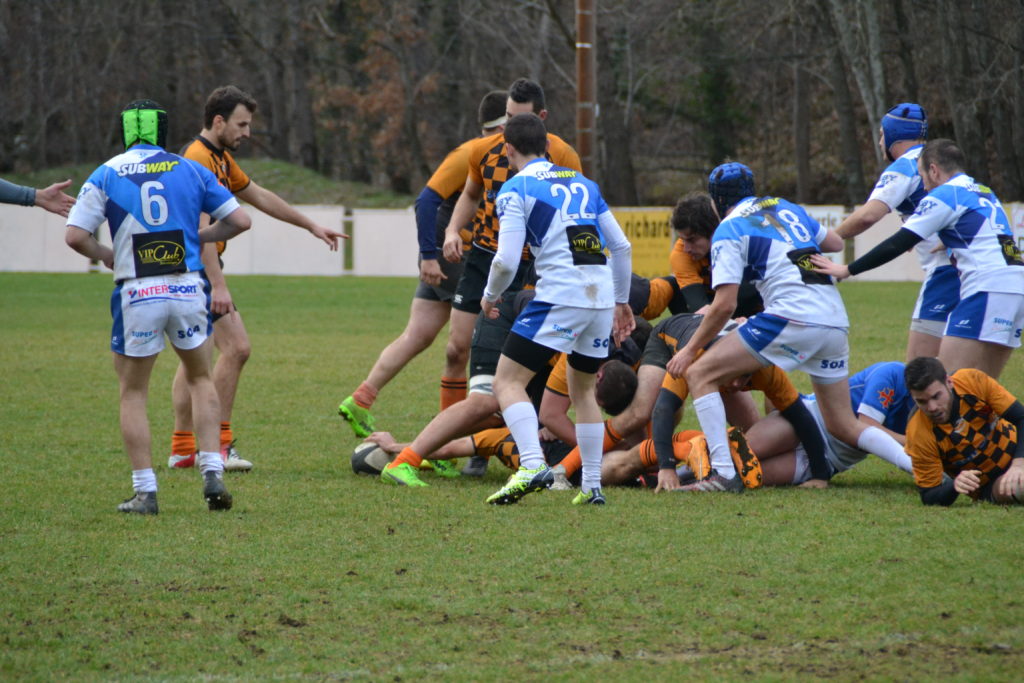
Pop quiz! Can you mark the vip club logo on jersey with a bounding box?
[136,241,184,267]
[916,198,939,215]
[874,173,899,189]
[117,160,180,177]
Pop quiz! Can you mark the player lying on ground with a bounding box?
[903,357,1024,506]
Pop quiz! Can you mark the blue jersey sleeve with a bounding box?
[853,362,912,434]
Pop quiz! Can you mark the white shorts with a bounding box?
[510,299,614,358]
[944,291,1024,348]
[736,313,850,383]
[111,272,210,357]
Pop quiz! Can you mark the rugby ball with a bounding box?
[351,441,392,475]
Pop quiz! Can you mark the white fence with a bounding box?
[4,202,1024,280]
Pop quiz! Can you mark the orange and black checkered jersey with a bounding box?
[670,238,710,291]
[465,131,582,253]
[906,368,1019,493]
[180,136,251,256]
[425,138,476,251]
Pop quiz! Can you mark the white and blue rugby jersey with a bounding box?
[490,159,630,309]
[711,196,848,327]
[867,145,951,275]
[903,173,1024,299]
[67,144,239,282]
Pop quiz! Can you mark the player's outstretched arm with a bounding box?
[651,388,684,492]
[236,181,348,249]
[835,199,890,240]
[34,179,76,217]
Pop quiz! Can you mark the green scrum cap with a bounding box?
[121,99,168,149]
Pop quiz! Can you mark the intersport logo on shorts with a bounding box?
[128,284,198,299]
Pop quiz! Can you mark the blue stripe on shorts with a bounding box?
[919,265,960,322]
[944,292,987,339]
[110,283,125,354]
[737,312,788,353]
[511,299,555,342]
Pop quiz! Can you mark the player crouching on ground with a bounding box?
[65,100,251,515]
[904,357,1024,505]
[481,113,633,506]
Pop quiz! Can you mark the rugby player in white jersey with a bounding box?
[835,103,960,360]
[813,139,1024,378]
[481,113,633,505]
[65,100,251,514]
[666,162,909,491]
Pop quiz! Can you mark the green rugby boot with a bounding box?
[571,488,607,505]
[338,395,376,438]
[486,464,553,505]
[422,459,461,478]
[380,462,428,487]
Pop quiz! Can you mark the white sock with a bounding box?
[132,468,157,493]
[503,402,544,470]
[856,426,913,473]
[576,422,604,492]
[694,393,736,479]
[198,450,224,475]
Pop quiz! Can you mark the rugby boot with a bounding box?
[421,459,461,478]
[222,441,253,472]
[676,469,744,493]
[168,452,196,469]
[486,464,554,505]
[338,395,376,438]
[728,426,763,489]
[571,488,607,505]
[117,491,158,515]
[203,471,234,510]
[461,455,490,477]
[380,462,428,487]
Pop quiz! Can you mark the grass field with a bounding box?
[2,273,1023,680]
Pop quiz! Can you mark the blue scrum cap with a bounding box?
[881,103,927,159]
[708,162,755,217]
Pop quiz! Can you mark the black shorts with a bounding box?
[452,246,533,314]
[211,303,239,324]
[414,256,463,302]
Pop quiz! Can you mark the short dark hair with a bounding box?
[508,78,545,113]
[920,139,965,176]
[203,85,258,129]
[503,113,547,156]
[478,90,508,129]
[671,192,718,239]
[596,360,638,416]
[904,356,947,392]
